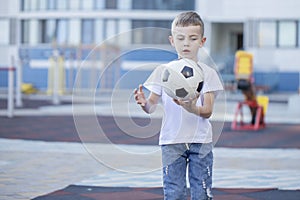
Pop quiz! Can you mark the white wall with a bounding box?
[197,0,300,73]
[250,48,300,72]
[0,0,19,16]
[197,0,300,21]
[0,46,18,67]
[0,0,19,67]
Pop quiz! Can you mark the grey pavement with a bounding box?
[1,90,300,123]
[0,90,300,200]
[1,139,300,200]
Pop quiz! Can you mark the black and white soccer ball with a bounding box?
[161,58,204,101]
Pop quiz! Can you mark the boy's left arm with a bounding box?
[175,92,215,118]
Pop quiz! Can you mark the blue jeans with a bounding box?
[161,143,213,200]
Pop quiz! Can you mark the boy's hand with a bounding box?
[134,84,147,107]
[173,95,200,115]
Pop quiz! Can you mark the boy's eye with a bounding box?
[177,37,184,40]
[191,37,198,40]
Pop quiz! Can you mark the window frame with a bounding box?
[131,0,195,10]
[257,19,300,49]
[131,20,172,45]
[278,20,297,48]
[81,19,95,44]
[258,20,277,48]
[0,19,10,45]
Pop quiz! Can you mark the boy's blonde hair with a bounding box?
[171,11,204,37]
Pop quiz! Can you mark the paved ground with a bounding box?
[0,91,300,200]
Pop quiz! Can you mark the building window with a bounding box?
[69,19,81,45]
[38,0,47,10]
[278,21,297,47]
[298,21,300,47]
[132,0,194,10]
[29,20,39,44]
[95,0,104,9]
[31,0,38,11]
[21,20,30,44]
[39,19,55,43]
[104,19,118,39]
[81,0,93,10]
[56,19,69,44]
[69,0,80,10]
[258,21,276,47]
[56,0,69,10]
[47,0,56,10]
[0,19,10,45]
[118,0,131,9]
[105,0,117,9]
[21,0,67,11]
[21,0,31,11]
[95,19,104,44]
[38,19,68,44]
[258,20,299,48]
[82,19,94,44]
[132,20,171,44]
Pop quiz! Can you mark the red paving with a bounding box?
[32,185,300,200]
[1,99,300,200]
[0,115,300,148]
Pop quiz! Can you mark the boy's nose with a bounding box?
[183,39,189,46]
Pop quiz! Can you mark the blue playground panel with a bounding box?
[14,47,178,90]
[278,72,299,91]
[253,72,279,92]
[0,47,299,92]
[0,69,17,87]
[121,48,177,61]
[0,70,8,87]
[253,71,299,92]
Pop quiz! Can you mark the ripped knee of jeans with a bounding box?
[202,166,213,199]
[206,188,213,199]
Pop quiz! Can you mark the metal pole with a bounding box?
[68,51,74,93]
[52,50,60,105]
[7,63,15,118]
[16,57,23,107]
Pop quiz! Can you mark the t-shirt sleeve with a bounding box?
[143,65,164,96]
[202,66,224,97]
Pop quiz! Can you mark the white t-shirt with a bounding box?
[144,61,224,145]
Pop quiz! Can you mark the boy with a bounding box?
[134,11,223,200]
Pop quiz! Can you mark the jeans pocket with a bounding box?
[198,143,213,158]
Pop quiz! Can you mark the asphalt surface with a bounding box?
[0,91,299,200]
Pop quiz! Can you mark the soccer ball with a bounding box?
[161,58,204,101]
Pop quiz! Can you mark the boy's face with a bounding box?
[169,25,206,62]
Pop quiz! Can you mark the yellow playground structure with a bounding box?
[231,50,269,131]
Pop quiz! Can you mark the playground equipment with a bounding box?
[73,44,121,94]
[45,44,121,101]
[231,50,268,131]
[0,56,22,118]
[47,50,65,104]
[0,66,15,118]
[21,83,37,94]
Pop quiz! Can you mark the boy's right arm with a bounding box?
[134,84,160,114]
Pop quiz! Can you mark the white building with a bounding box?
[0,0,299,92]
[201,0,300,92]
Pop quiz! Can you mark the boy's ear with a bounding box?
[199,37,207,47]
[169,35,175,47]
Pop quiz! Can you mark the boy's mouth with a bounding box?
[183,49,190,53]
